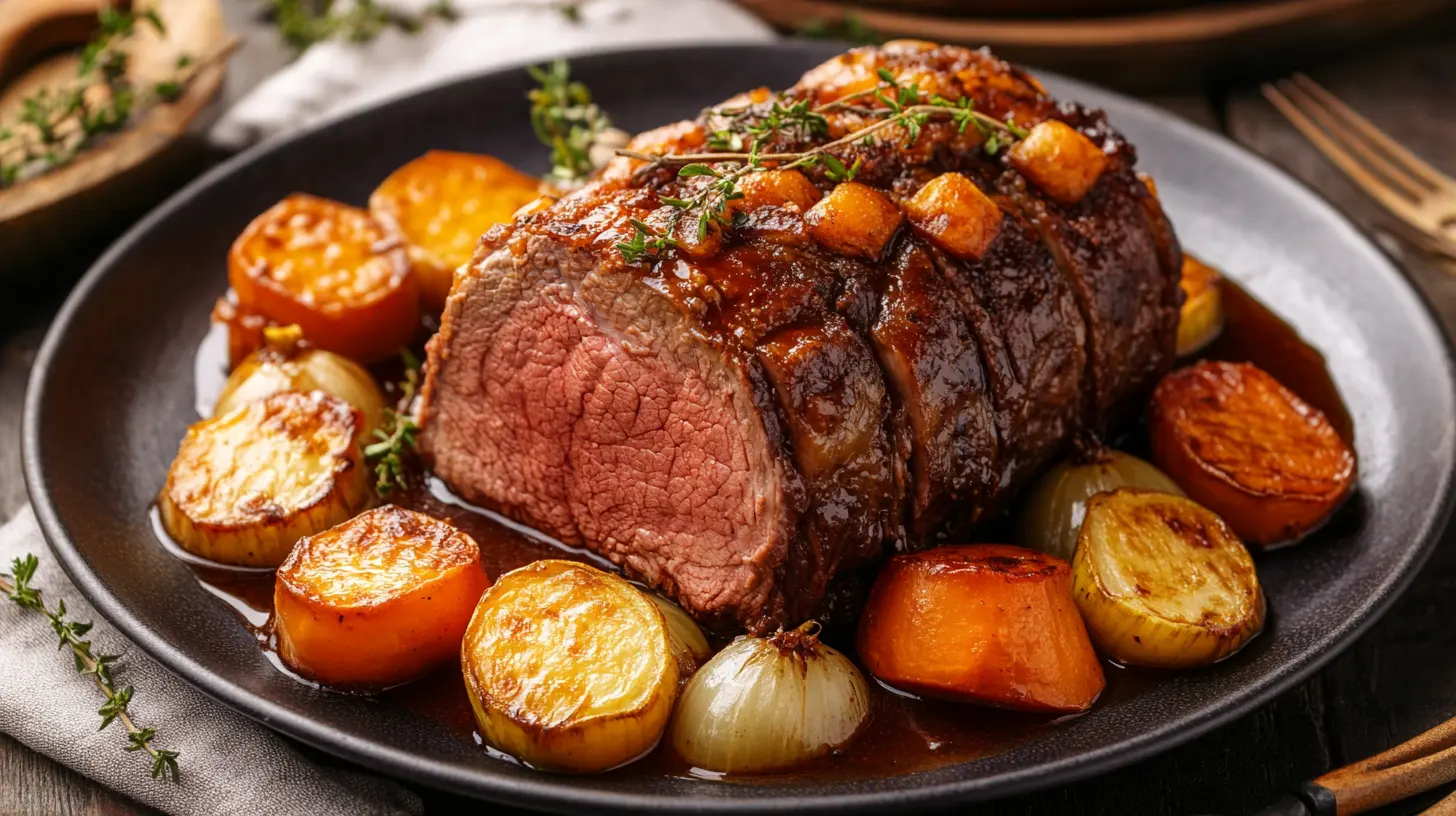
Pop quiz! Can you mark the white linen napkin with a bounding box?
[211,0,777,148]
[0,507,424,815]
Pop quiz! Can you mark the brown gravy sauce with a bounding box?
[176,275,1345,782]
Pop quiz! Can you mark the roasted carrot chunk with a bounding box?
[369,151,543,311]
[274,505,490,687]
[857,544,1105,713]
[230,194,419,363]
[1150,361,1356,546]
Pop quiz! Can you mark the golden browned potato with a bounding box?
[1176,254,1224,357]
[737,169,822,212]
[1150,361,1356,546]
[1008,120,1109,206]
[158,391,373,567]
[230,194,420,364]
[1073,489,1265,668]
[214,325,387,433]
[461,560,678,773]
[369,151,544,311]
[903,172,1004,260]
[274,505,490,687]
[805,181,903,260]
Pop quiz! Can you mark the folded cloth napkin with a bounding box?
[0,507,425,815]
[211,0,776,148]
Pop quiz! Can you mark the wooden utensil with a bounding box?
[1263,73,1456,262]
[1249,715,1456,815]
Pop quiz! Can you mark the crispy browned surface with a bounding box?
[422,42,1181,631]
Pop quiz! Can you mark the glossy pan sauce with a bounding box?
[176,278,1352,781]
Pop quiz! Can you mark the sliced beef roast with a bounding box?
[419,41,1182,633]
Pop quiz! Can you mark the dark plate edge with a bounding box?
[21,41,1456,814]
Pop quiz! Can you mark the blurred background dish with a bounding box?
[735,0,1456,91]
[0,0,231,285]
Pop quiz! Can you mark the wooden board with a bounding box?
[735,0,1456,91]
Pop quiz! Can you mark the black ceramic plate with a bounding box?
[23,42,1456,813]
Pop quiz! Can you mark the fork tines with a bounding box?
[1262,74,1456,259]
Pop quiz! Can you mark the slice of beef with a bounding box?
[694,243,902,626]
[419,227,803,631]
[927,205,1088,500]
[870,238,998,541]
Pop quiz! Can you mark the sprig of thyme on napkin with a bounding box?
[0,555,181,782]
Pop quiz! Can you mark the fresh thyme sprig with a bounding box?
[267,0,459,53]
[527,59,616,184]
[614,68,1026,264]
[0,555,181,782]
[364,348,423,495]
[0,8,205,189]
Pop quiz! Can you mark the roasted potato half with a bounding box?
[1150,361,1356,546]
[1073,489,1265,668]
[214,325,386,433]
[229,194,420,363]
[158,391,373,567]
[274,505,489,687]
[369,151,543,311]
[461,560,679,773]
[1177,254,1224,357]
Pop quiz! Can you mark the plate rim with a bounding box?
[22,40,1456,813]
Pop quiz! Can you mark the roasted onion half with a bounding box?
[645,591,712,681]
[670,623,869,774]
[1073,489,1265,668]
[215,325,386,433]
[1019,449,1184,562]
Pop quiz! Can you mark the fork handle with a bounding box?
[1296,716,1456,815]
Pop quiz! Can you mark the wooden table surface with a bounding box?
[4,22,1456,816]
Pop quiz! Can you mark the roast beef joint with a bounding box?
[418,42,1184,633]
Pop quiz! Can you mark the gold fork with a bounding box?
[1262,73,1456,260]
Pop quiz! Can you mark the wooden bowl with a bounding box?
[0,0,231,282]
[735,0,1456,91]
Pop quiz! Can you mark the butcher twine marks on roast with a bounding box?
[418,42,1183,634]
